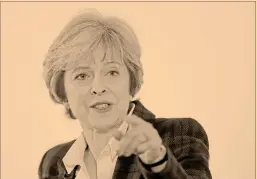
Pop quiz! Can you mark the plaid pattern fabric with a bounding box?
[38,100,212,179]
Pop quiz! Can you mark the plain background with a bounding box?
[1,2,255,179]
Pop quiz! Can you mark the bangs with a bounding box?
[64,28,124,69]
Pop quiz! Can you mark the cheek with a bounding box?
[65,85,89,113]
[116,71,131,93]
[110,78,130,98]
[111,79,131,109]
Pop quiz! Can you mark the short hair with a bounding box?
[42,9,144,119]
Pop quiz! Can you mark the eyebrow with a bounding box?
[70,61,121,75]
[71,66,91,74]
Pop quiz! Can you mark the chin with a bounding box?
[90,118,122,133]
[91,125,114,133]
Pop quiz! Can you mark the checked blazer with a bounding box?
[38,100,212,179]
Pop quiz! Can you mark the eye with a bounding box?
[107,70,119,77]
[75,73,90,80]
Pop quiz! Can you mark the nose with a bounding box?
[90,76,106,96]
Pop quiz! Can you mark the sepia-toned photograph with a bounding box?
[1,2,255,179]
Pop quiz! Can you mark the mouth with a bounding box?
[90,102,113,113]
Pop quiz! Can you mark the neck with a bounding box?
[82,124,121,159]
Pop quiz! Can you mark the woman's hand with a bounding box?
[113,115,166,164]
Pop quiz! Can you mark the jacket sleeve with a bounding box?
[137,118,212,179]
[38,150,63,179]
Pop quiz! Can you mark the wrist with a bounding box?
[138,145,168,172]
[139,144,167,164]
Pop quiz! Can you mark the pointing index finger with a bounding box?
[128,103,135,116]
[124,115,143,126]
[113,103,136,140]
[125,103,138,126]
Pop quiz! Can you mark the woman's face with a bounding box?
[63,46,131,133]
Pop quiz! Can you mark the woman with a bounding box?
[38,10,212,179]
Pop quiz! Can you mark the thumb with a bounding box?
[113,130,124,141]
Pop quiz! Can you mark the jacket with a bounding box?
[38,100,212,179]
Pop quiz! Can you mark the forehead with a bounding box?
[65,38,124,69]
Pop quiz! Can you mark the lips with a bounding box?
[92,103,110,109]
[90,101,113,113]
